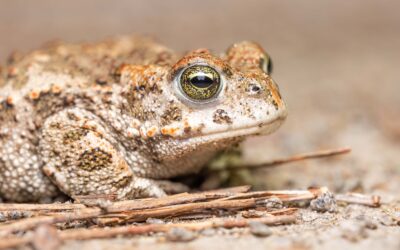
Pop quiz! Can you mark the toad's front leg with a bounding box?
[39,108,166,199]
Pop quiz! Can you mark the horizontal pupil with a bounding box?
[190,75,214,88]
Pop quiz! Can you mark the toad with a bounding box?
[0,36,286,202]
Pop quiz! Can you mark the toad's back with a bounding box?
[0,36,177,91]
[0,36,178,135]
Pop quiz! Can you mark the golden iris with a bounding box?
[180,65,221,101]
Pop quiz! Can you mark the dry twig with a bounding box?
[62,214,296,240]
[0,202,85,212]
[218,147,351,171]
[336,193,381,207]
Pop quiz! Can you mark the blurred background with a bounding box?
[1,0,399,195]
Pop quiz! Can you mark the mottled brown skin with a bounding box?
[0,36,287,202]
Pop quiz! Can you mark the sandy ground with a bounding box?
[1,1,400,249]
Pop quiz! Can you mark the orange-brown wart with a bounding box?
[160,126,180,137]
[146,126,158,138]
[28,90,41,100]
[0,36,286,202]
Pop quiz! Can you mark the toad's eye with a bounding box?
[260,53,273,75]
[179,65,221,101]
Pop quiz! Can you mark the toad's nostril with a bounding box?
[251,85,261,92]
[247,83,262,95]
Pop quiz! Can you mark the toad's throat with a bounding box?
[184,117,286,144]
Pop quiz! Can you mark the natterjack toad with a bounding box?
[0,36,287,202]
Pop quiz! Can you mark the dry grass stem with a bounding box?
[220,147,351,171]
[336,193,381,207]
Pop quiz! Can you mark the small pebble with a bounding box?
[146,217,165,224]
[310,191,337,213]
[264,196,284,210]
[0,213,5,222]
[394,212,400,226]
[378,214,396,226]
[364,220,378,230]
[166,228,197,242]
[249,221,273,237]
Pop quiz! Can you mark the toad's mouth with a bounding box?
[184,116,286,144]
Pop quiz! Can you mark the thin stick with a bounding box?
[336,193,381,207]
[60,214,297,241]
[106,189,247,213]
[0,203,85,211]
[123,198,256,222]
[220,188,322,202]
[0,208,103,236]
[215,147,351,171]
